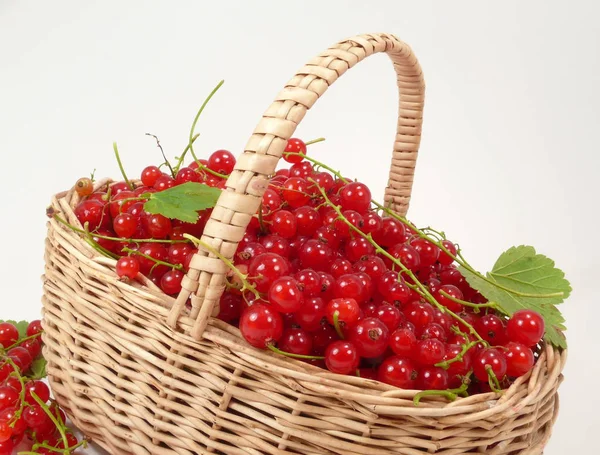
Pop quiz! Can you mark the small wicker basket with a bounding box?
[42,33,566,455]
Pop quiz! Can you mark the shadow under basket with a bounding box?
[42,32,566,455]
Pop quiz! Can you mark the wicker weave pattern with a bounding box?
[42,33,565,455]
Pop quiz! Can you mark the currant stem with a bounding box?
[30,391,71,453]
[435,340,481,370]
[4,357,27,427]
[189,147,230,179]
[267,344,325,360]
[121,247,183,271]
[146,132,175,178]
[174,133,200,174]
[5,332,43,351]
[413,372,472,405]
[184,234,261,300]
[112,142,134,190]
[257,204,268,234]
[332,311,345,339]
[85,236,119,260]
[486,366,503,393]
[185,79,225,172]
[305,137,326,146]
[439,290,498,312]
[54,215,187,244]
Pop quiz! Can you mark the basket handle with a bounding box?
[168,33,425,339]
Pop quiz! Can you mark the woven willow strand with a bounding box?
[169,32,426,341]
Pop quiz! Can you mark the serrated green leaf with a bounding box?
[143,182,222,223]
[460,245,571,349]
[0,320,29,339]
[29,357,47,379]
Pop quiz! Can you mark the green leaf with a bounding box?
[29,357,48,379]
[459,246,571,349]
[143,182,222,223]
[0,320,29,339]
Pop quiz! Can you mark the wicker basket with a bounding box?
[42,33,566,455]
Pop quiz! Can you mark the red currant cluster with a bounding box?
[0,321,81,454]
[73,150,237,295]
[69,137,547,398]
[219,139,546,394]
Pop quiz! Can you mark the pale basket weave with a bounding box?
[42,33,566,455]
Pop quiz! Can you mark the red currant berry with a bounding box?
[24,381,50,404]
[389,328,417,358]
[438,240,457,266]
[353,255,386,282]
[505,342,535,377]
[326,298,360,327]
[0,386,19,411]
[239,303,284,349]
[329,258,353,279]
[339,182,371,213]
[283,138,307,164]
[348,317,390,358]
[324,341,360,375]
[277,328,313,356]
[217,293,244,322]
[344,237,375,263]
[333,274,367,303]
[410,238,440,268]
[298,239,334,271]
[475,314,506,345]
[388,243,421,272]
[0,323,18,349]
[377,356,418,389]
[141,166,162,187]
[154,174,175,191]
[268,276,304,313]
[160,270,184,295]
[294,269,322,297]
[26,320,43,337]
[74,199,110,231]
[418,366,449,390]
[420,322,447,341]
[434,284,464,312]
[7,347,32,371]
[208,150,236,175]
[375,304,404,332]
[372,217,407,247]
[294,297,326,332]
[248,253,291,293]
[112,213,137,238]
[416,338,446,366]
[506,310,545,347]
[116,256,140,280]
[473,348,508,382]
[282,177,310,209]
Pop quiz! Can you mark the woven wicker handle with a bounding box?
[168,33,425,339]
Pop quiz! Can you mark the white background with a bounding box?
[1,0,599,453]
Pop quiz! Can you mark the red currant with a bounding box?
[283,138,307,164]
[377,356,418,389]
[506,310,545,347]
[505,342,535,377]
[324,341,360,374]
[348,317,389,358]
[473,348,508,382]
[239,303,284,349]
[0,323,18,349]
